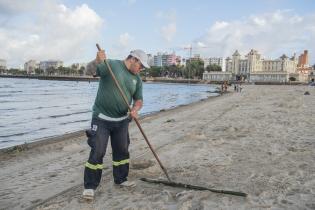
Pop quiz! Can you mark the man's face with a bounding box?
[130,57,144,74]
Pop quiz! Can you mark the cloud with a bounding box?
[0,2,103,67]
[107,32,135,59]
[156,10,177,42]
[194,10,315,64]
[197,42,206,47]
[0,0,38,14]
[118,32,134,47]
[211,21,229,31]
[161,23,177,42]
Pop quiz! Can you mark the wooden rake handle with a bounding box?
[96,44,171,182]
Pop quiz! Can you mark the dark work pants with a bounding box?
[84,117,130,190]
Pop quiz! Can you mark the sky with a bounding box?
[0,0,315,68]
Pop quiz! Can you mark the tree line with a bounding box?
[1,60,222,79]
[1,65,85,76]
[141,61,222,79]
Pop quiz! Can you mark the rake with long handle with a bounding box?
[96,44,171,182]
[95,44,247,197]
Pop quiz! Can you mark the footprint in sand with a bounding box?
[131,160,155,170]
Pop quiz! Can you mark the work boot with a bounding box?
[118,180,136,187]
[82,189,95,200]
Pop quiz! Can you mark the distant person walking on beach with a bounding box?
[223,81,228,92]
[83,48,149,200]
[221,82,224,94]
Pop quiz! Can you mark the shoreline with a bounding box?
[0,74,203,84]
[0,74,99,82]
[0,93,223,156]
[1,74,308,85]
[0,77,220,151]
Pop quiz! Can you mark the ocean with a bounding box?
[0,78,219,149]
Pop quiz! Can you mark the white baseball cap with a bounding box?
[129,49,150,68]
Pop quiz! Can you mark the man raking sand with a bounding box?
[82,44,246,200]
[83,44,150,200]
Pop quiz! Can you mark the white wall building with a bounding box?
[204,49,300,82]
[71,62,87,70]
[24,60,38,74]
[309,69,315,82]
[204,57,223,69]
[153,53,163,67]
[39,60,63,72]
[0,59,6,70]
[147,54,154,67]
[202,71,232,81]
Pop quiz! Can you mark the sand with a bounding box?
[0,85,314,210]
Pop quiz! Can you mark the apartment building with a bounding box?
[153,52,178,67]
[24,60,39,74]
[298,50,309,68]
[0,59,6,70]
[153,53,163,67]
[204,57,223,68]
[147,54,154,67]
[39,60,63,72]
[296,50,312,81]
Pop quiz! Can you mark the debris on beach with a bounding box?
[166,119,176,123]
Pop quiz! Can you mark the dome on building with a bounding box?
[280,54,288,60]
[232,50,240,56]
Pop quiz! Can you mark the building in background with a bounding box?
[202,71,232,81]
[153,52,178,67]
[189,54,202,62]
[297,50,312,82]
[71,63,86,70]
[165,53,177,66]
[153,53,163,67]
[203,49,307,82]
[147,54,154,67]
[225,49,260,79]
[175,56,181,66]
[309,68,315,83]
[184,54,203,66]
[0,59,6,72]
[298,50,309,67]
[229,49,299,82]
[69,62,87,75]
[203,57,223,69]
[251,56,297,82]
[39,60,63,73]
[24,60,39,74]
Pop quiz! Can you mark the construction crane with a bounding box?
[172,44,212,64]
[172,44,212,83]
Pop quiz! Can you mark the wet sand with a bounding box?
[0,85,314,210]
